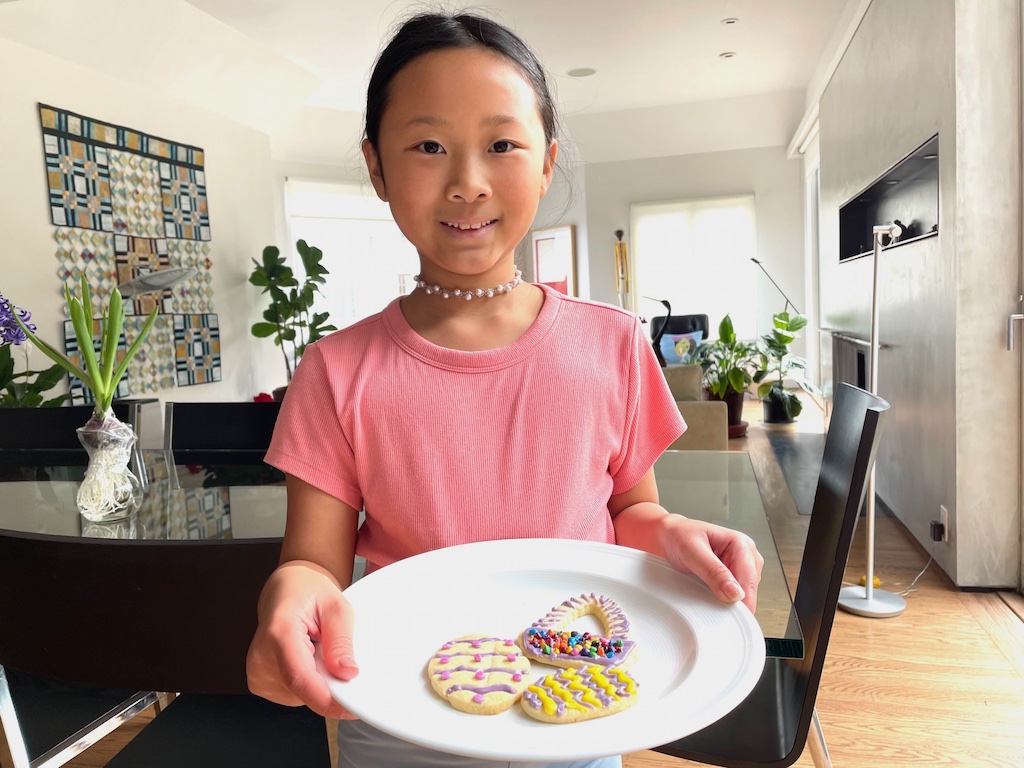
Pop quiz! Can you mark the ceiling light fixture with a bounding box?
[719,52,737,59]
[922,154,938,160]
[567,67,596,78]
[721,17,739,25]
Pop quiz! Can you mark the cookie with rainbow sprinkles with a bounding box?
[519,593,636,670]
[426,634,532,715]
[521,664,640,723]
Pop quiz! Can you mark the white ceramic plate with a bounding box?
[323,538,765,762]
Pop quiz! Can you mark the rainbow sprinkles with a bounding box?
[519,593,637,670]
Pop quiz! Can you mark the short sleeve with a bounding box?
[263,343,363,510]
[609,317,687,494]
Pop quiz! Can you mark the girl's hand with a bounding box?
[246,561,360,720]
[659,515,764,613]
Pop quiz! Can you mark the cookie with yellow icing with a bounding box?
[519,593,636,670]
[521,664,640,723]
[426,634,532,715]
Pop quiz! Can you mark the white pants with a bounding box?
[336,719,623,768]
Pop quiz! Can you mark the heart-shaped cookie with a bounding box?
[519,593,636,669]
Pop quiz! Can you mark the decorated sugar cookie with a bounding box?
[519,594,636,670]
[521,664,640,723]
[426,634,532,715]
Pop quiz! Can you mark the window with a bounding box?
[284,179,419,328]
[631,195,758,339]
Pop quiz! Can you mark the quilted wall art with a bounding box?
[39,104,220,404]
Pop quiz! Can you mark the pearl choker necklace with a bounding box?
[415,269,522,300]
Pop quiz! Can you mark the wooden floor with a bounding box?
[64,397,1024,768]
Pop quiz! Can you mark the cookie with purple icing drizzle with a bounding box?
[519,594,637,670]
[426,634,532,715]
[521,663,639,723]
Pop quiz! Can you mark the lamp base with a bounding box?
[837,586,906,618]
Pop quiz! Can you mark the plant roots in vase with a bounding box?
[76,411,142,522]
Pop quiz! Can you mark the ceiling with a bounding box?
[183,0,849,118]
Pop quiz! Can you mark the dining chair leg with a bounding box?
[807,707,833,768]
[0,665,30,768]
[326,717,339,768]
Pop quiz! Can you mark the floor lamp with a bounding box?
[837,223,906,618]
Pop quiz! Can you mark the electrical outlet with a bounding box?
[939,504,949,542]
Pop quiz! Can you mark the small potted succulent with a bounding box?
[754,310,821,423]
[249,239,336,399]
[14,277,158,521]
[691,314,759,437]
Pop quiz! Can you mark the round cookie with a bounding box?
[519,593,636,670]
[521,664,640,723]
[426,635,532,715]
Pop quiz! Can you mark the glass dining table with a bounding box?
[0,448,802,659]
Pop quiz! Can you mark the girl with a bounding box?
[247,11,764,768]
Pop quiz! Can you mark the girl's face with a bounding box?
[362,47,557,285]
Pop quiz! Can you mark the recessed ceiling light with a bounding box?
[886,180,900,185]
[719,52,737,59]
[721,17,739,25]
[922,154,938,160]
[567,67,596,78]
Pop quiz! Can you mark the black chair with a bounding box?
[164,401,282,489]
[0,400,158,768]
[653,383,890,768]
[0,401,149,474]
[0,533,330,768]
[650,313,711,342]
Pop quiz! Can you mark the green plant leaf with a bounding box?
[718,314,735,344]
[79,274,94,332]
[68,295,104,401]
[251,322,278,338]
[102,306,158,413]
[12,312,93,387]
[99,288,124,390]
[788,314,808,332]
[727,367,747,393]
[0,345,13,388]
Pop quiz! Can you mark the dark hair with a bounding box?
[364,12,557,150]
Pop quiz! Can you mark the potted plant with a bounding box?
[0,292,69,407]
[692,314,759,437]
[249,239,336,398]
[754,310,821,424]
[13,277,158,521]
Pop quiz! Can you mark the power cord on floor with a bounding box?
[840,553,935,598]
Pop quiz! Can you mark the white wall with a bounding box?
[0,37,285,416]
[582,146,805,349]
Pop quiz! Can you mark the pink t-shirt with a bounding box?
[265,284,685,571]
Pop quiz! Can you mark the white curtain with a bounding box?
[631,195,758,340]
[284,179,419,328]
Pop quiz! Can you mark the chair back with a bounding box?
[164,401,281,466]
[791,382,888,706]
[0,532,281,695]
[0,401,147,468]
[650,314,710,341]
[653,382,888,767]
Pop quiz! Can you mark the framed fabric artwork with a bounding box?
[531,225,576,296]
[39,103,219,395]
